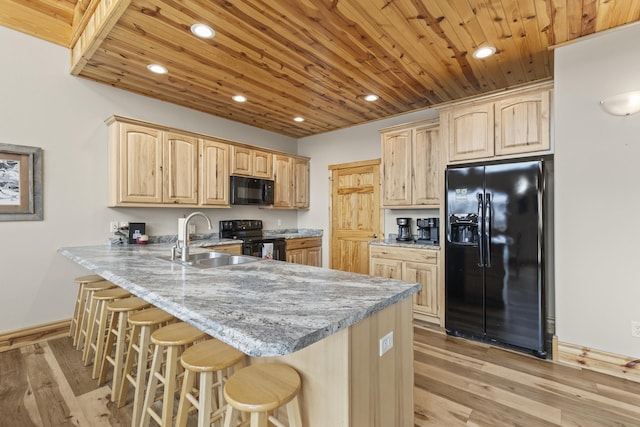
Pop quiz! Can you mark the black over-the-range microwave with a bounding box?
[229,175,275,205]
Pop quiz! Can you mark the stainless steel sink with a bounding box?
[157,251,261,269]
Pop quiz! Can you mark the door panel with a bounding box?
[330,160,381,274]
[484,161,543,352]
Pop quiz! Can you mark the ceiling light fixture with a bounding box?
[232,95,247,103]
[293,117,305,122]
[472,46,496,59]
[147,64,168,74]
[364,94,379,102]
[600,91,640,116]
[190,23,216,39]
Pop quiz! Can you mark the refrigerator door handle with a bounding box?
[477,193,484,267]
[485,192,492,268]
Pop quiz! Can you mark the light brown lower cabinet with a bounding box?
[286,237,322,267]
[203,244,242,255]
[369,245,440,324]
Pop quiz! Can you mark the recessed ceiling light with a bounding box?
[472,46,496,59]
[364,94,379,102]
[191,23,215,39]
[232,95,247,103]
[147,63,168,74]
[293,117,305,122]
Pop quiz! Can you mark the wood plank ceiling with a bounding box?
[3,0,640,138]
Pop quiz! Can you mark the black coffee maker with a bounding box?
[416,218,439,244]
[396,217,413,241]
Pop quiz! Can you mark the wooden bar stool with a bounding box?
[69,274,106,345]
[140,322,207,427]
[82,287,131,374]
[117,307,175,427]
[175,339,247,427]
[76,280,116,352]
[222,364,302,427]
[97,296,151,399]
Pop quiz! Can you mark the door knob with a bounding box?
[370,234,378,239]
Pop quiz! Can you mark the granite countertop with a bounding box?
[370,236,441,250]
[58,242,418,357]
[262,228,323,239]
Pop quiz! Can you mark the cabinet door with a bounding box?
[381,129,412,206]
[447,103,494,161]
[118,123,163,204]
[230,145,253,176]
[413,125,440,206]
[306,246,322,267]
[287,248,306,264]
[253,150,273,178]
[370,257,403,280]
[273,155,293,207]
[163,132,198,204]
[200,138,229,206]
[293,157,310,208]
[404,262,438,317]
[494,89,551,156]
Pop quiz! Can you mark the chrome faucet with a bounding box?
[177,212,213,262]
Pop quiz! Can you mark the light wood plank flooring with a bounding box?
[1,324,639,426]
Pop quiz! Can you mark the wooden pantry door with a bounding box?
[329,159,383,274]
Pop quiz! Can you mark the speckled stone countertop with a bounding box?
[58,243,418,357]
[370,235,441,250]
[263,228,323,239]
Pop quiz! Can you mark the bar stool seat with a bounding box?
[69,274,106,345]
[117,307,175,427]
[97,296,151,399]
[76,280,116,352]
[141,322,208,427]
[223,363,302,427]
[82,287,131,376]
[176,339,247,427]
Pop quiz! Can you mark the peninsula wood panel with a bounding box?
[5,0,640,137]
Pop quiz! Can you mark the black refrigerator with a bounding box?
[445,159,549,358]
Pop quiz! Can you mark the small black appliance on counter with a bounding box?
[396,217,412,241]
[416,218,439,244]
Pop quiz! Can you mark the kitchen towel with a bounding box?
[262,243,273,259]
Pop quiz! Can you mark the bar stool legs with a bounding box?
[76,281,116,352]
[117,308,175,427]
[69,274,105,346]
[82,287,131,376]
[175,339,247,427]
[140,322,207,427]
[222,364,302,427]
[97,296,150,399]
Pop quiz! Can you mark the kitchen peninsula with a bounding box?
[58,242,419,426]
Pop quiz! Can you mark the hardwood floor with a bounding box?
[1,324,638,426]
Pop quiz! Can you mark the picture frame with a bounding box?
[0,143,43,221]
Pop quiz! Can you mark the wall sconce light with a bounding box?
[600,91,640,116]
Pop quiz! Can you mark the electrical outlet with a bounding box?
[109,221,119,233]
[189,224,196,234]
[277,219,282,226]
[631,321,640,338]
[379,331,394,356]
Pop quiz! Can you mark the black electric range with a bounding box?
[219,220,286,261]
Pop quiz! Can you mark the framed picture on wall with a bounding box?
[0,143,43,221]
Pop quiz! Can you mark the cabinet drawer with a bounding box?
[286,237,322,251]
[369,245,438,264]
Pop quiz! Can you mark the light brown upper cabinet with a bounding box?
[231,145,273,178]
[380,119,440,208]
[108,120,198,206]
[107,116,308,209]
[200,138,230,206]
[440,83,552,163]
[273,155,310,209]
[292,157,310,208]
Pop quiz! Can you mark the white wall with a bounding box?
[297,110,439,266]
[0,27,297,332]
[554,24,640,357]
